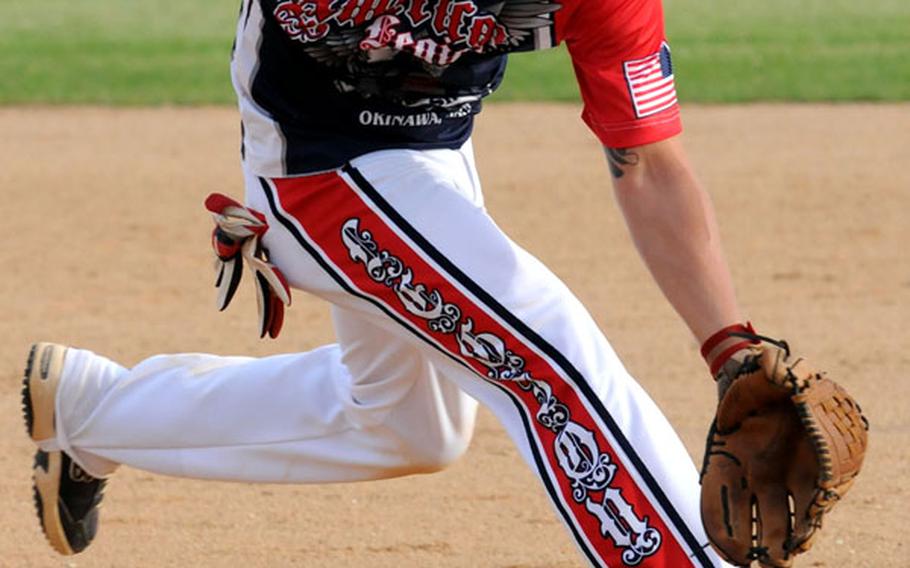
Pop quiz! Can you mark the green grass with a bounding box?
[495,0,910,102]
[665,0,910,102]
[1,0,908,104]
[0,1,237,104]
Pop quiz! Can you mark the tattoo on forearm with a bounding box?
[605,147,640,179]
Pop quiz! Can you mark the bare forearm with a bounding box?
[606,137,741,343]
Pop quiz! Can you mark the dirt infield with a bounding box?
[1,104,906,567]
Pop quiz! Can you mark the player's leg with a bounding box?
[24,155,482,555]
[245,143,727,567]
[42,307,475,483]
[25,320,476,556]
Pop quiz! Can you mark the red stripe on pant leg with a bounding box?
[272,174,696,567]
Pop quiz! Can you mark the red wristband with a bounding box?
[700,322,759,376]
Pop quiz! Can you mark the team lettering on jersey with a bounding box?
[273,0,555,67]
[358,108,444,126]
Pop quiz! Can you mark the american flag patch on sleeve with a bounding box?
[623,42,678,119]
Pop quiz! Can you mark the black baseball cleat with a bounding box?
[22,342,107,555]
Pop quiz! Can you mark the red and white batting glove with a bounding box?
[205,193,291,339]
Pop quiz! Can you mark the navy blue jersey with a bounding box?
[233,0,556,175]
[232,0,682,176]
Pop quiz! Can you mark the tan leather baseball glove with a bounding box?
[700,334,868,567]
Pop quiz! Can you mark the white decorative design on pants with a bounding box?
[342,217,662,565]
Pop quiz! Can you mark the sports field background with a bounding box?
[1,0,909,104]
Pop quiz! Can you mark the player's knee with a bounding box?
[405,427,473,473]
[409,439,470,473]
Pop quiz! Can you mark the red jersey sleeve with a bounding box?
[555,0,681,148]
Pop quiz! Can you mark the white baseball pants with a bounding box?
[52,141,726,567]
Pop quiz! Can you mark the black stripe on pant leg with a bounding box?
[342,165,714,567]
[259,177,604,567]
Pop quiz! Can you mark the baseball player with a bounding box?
[23,0,867,566]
